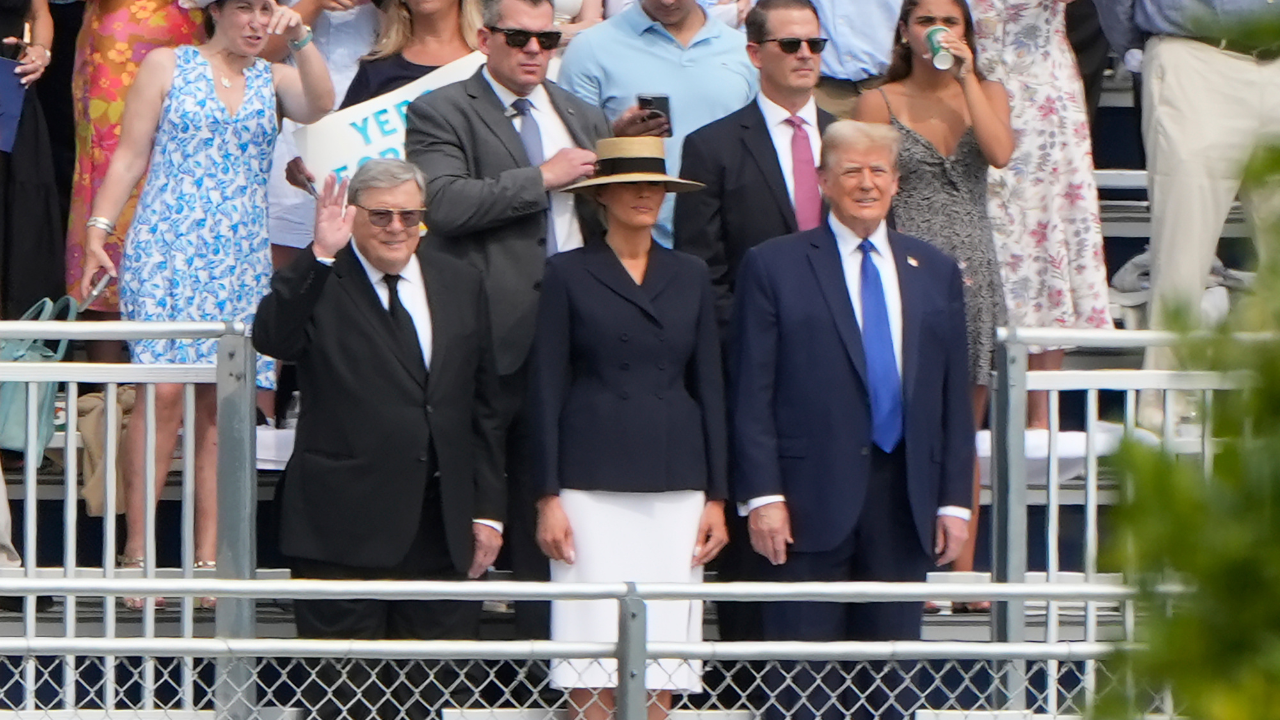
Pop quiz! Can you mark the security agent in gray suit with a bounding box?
[404,0,611,638]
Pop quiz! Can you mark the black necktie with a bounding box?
[384,274,427,380]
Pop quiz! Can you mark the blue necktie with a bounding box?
[512,98,556,256]
[858,240,903,452]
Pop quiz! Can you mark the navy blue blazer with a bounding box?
[528,241,728,500]
[674,100,835,330]
[729,223,974,556]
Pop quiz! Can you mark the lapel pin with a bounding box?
[907,256,919,267]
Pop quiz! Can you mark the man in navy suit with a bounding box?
[730,120,974,720]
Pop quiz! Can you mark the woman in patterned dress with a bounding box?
[77,0,333,596]
[65,0,204,351]
[972,0,1113,428]
[854,0,1012,606]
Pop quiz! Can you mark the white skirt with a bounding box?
[550,489,706,692]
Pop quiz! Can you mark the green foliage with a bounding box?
[1094,18,1280,720]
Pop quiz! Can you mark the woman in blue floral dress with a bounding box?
[79,0,333,594]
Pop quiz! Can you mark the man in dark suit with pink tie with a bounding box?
[675,0,835,333]
[730,120,975,720]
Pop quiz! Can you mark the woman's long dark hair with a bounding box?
[882,0,985,84]
[202,0,225,39]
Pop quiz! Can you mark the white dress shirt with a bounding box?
[352,244,433,371]
[348,246,506,534]
[745,215,971,523]
[482,67,584,253]
[756,94,822,210]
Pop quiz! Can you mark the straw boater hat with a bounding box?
[563,137,704,194]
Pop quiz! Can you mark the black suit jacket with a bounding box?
[253,245,505,573]
[527,242,728,500]
[406,68,612,376]
[730,224,973,556]
[674,99,835,330]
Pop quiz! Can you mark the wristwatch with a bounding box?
[288,25,313,53]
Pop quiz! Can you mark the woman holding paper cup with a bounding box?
[77,0,333,607]
[853,0,1012,608]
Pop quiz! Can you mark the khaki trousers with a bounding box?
[1139,36,1280,425]
[1142,36,1280,358]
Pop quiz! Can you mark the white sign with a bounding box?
[294,51,487,182]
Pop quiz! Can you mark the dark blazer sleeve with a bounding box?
[405,95,550,236]
[471,277,507,522]
[728,248,783,503]
[939,261,975,510]
[526,259,573,497]
[252,250,332,361]
[688,262,728,500]
[674,133,732,330]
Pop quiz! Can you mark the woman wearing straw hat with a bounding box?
[527,136,729,718]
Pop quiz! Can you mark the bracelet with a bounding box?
[288,25,313,53]
[85,216,116,234]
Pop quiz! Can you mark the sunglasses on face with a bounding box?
[356,206,426,228]
[487,26,563,51]
[760,37,829,54]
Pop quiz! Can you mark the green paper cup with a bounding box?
[926,26,955,71]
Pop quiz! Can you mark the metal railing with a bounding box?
[0,579,1155,720]
[0,321,257,716]
[991,327,1236,717]
[0,323,1223,719]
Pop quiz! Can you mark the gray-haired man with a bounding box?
[254,159,505,720]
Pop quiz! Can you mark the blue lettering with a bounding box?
[348,117,374,145]
[373,109,395,138]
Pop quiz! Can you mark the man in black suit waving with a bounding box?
[404,0,611,638]
[254,159,504,720]
[675,0,835,331]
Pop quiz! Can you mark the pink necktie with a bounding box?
[785,116,822,231]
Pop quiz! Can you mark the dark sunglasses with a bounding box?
[760,37,829,54]
[356,205,425,228]
[487,26,563,51]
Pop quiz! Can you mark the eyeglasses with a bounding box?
[760,37,829,54]
[355,205,426,228]
[487,26,563,51]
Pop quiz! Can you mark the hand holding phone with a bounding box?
[637,94,673,138]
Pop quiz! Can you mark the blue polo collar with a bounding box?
[619,1,724,45]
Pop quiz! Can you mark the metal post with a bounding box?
[215,327,257,720]
[991,338,1028,710]
[616,583,647,720]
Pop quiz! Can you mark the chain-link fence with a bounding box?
[0,579,1166,720]
[0,647,1171,719]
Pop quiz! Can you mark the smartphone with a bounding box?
[80,273,112,312]
[637,94,673,138]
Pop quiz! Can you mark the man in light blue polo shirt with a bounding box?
[811,0,902,118]
[558,0,759,246]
